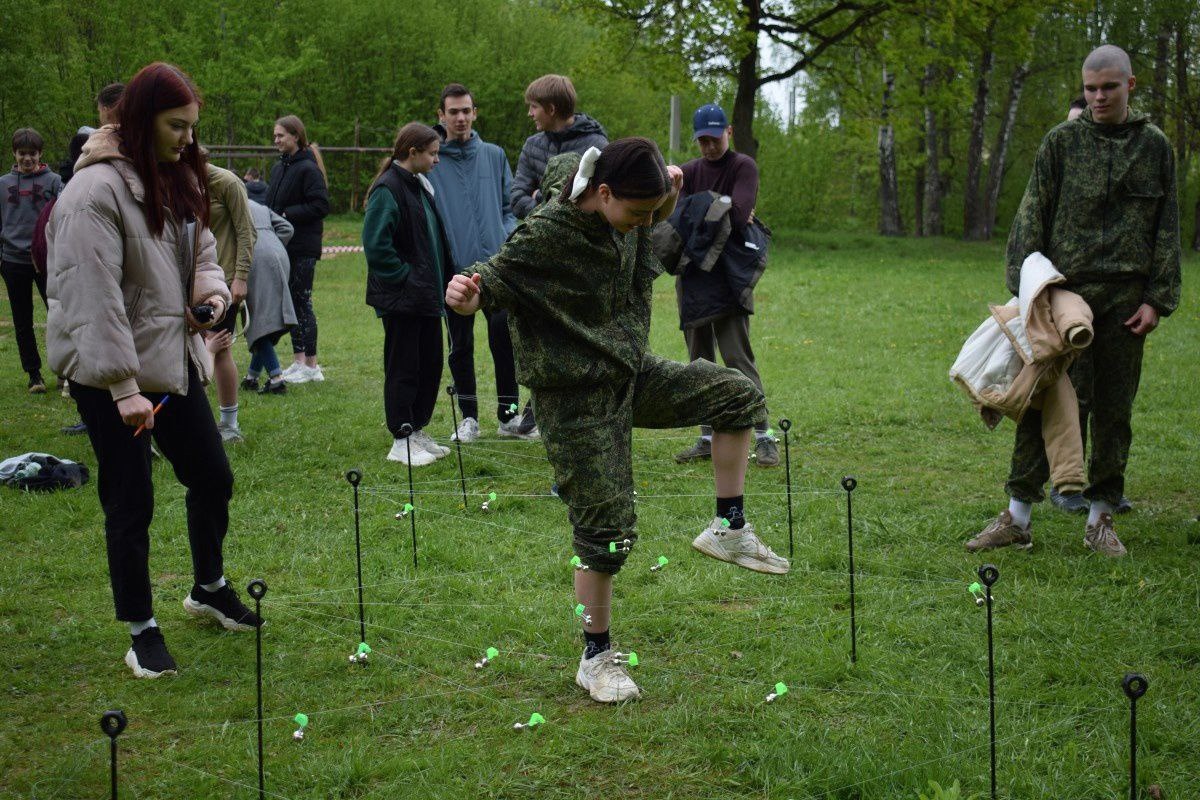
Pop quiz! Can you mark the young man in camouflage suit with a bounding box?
[966,45,1181,557]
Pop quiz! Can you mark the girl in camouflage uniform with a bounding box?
[446,139,789,703]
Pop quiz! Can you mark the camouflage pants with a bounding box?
[534,352,766,574]
[1007,281,1146,505]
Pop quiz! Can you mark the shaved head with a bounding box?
[1083,45,1132,77]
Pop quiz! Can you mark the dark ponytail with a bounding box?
[563,137,671,203]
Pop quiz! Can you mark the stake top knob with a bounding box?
[345,469,362,486]
[399,423,414,436]
[446,385,457,396]
[977,564,999,587]
[778,418,791,432]
[841,476,857,492]
[100,710,127,738]
[247,579,268,599]
[1122,672,1149,700]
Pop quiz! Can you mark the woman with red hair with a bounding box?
[46,62,261,679]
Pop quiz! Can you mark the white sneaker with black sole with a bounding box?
[125,627,178,678]
[576,648,641,703]
[183,584,263,631]
[692,519,790,574]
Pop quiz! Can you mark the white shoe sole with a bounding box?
[124,648,176,678]
[183,595,259,632]
[691,532,790,575]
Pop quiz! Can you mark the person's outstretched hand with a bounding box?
[1123,303,1159,336]
[446,273,483,315]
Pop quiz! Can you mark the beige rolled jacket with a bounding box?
[950,252,1093,493]
[46,126,230,400]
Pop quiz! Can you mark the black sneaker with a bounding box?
[184,583,263,631]
[674,437,712,463]
[1050,489,1089,515]
[240,376,260,391]
[125,627,178,678]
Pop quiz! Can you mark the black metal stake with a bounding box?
[842,475,858,663]
[446,386,469,510]
[345,469,366,646]
[247,579,268,800]
[100,710,127,800]
[400,423,418,570]
[779,418,794,558]
[978,563,1000,800]
[1122,673,1148,800]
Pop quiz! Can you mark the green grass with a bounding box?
[2,230,1197,799]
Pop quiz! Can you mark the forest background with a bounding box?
[0,0,1197,246]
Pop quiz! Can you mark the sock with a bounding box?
[219,404,238,427]
[583,629,611,660]
[200,576,227,593]
[1088,500,1114,526]
[128,618,157,636]
[1007,498,1032,529]
[717,495,746,530]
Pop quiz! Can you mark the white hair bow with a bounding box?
[569,147,603,201]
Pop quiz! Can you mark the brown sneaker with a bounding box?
[1084,513,1127,557]
[964,510,1033,553]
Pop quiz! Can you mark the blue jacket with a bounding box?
[426,132,517,268]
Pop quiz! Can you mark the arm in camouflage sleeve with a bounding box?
[1143,144,1182,317]
[1004,138,1058,295]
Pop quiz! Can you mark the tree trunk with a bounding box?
[921,63,943,236]
[731,0,761,161]
[1151,22,1170,126]
[983,61,1031,240]
[878,65,903,236]
[963,29,995,240]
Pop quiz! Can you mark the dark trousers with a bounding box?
[382,314,443,438]
[72,363,234,621]
[684,313,769,435]
[288,255,318,357]
[1007,282,1146,506]
[446,308,519,422]
[1,259,48,375]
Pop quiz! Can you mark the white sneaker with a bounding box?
[282,362,311,384]
[576,649,641,703]
[451,417,480,443]
[692,519,790,574]
[387,437,436,466]
[412,429,450,458]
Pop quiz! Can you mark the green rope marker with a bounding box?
[651,555,669,572]
[571,555,589,571]
[350,641,371,664]
[475,646,500,669]
[395,502,414,519]
[292,713,309,741]
[482,491,498,512]
[766,682,789,703]
[611,651,639,667]
[969,581,985,607]
[514,712,545,730]
[574,603,592,625]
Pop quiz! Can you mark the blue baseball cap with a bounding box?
[692,103,729,140]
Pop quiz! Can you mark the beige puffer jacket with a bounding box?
[46,127,229,400]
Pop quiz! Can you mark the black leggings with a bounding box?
[288,256,318,357]
[72,363,234,621]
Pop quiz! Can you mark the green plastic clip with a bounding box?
[651,555,669,572]
[767,681,788,702]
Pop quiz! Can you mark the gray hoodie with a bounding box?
[1,165,63,263]
[510,113,608,219]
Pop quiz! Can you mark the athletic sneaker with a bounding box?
[217,422,244,444]
[692,519,789,574]
[498,415,539,440]
[1084,513,1127,557]
[964,511,1033,553]
[125,627,177,678]
[451,417,480,443]
[1050,489,1089,515]
[674,437,712,463]
[387,436,436,466]
[183,584,263,631]
[576,648,641,703]
[754,435,781,467]
[412,429,450,458]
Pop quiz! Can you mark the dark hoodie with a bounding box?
[264,147,330,260]
[511,113,608,219]
[1005,108,1180,316]
[1,165,63,264]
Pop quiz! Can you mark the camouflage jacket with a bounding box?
[1005,109,1180,316]
[468,187,662,389]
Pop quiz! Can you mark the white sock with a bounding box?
[1007,498,1032,529]
[219,404,238,427]
[201,576,227,593]
[128,618,157,636]
[1088,501,1113,526]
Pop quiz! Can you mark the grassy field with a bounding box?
[1,227,1197,799]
